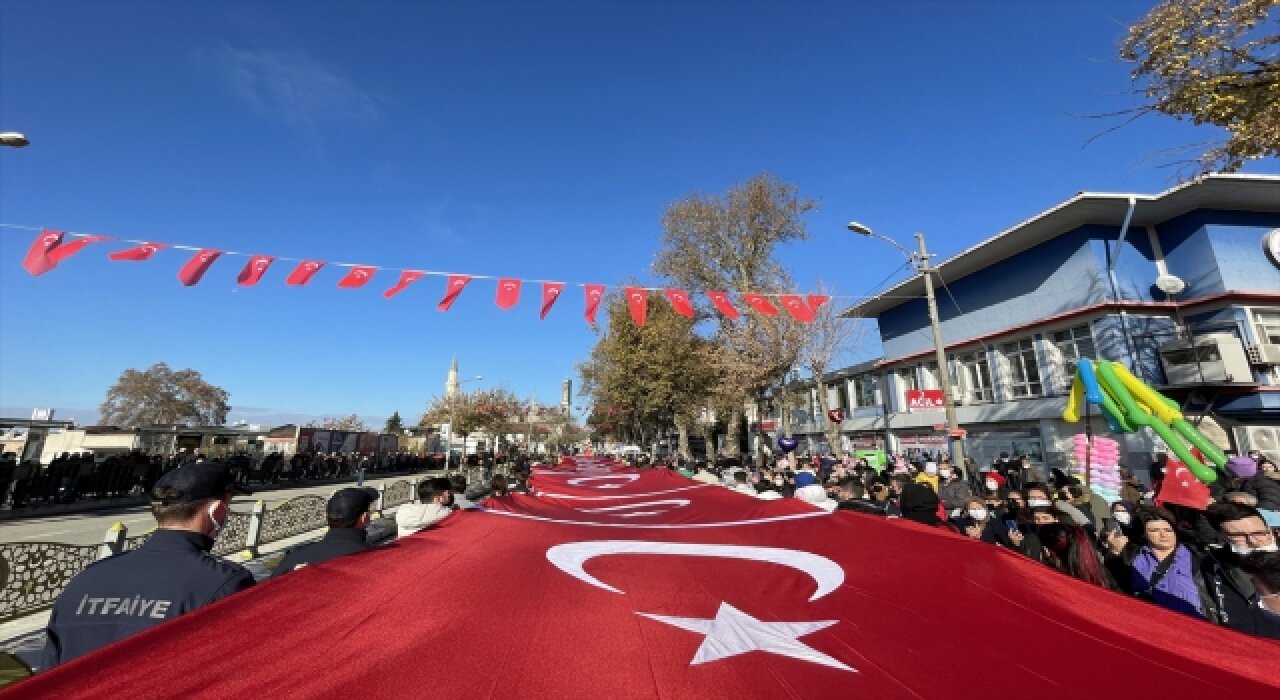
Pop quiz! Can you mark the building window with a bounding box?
[957,352,994,403]
[855,374,879,408]
[1051,324,1097,391]
[1254,310,1280,345]
[920,362,940,389]
[999,338,1043,398]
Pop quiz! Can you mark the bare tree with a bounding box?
[796,282,871,457]
[305,414,370,432]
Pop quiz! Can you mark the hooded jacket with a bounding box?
[395,502,452,538]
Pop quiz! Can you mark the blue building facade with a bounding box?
[794,175,1280,472]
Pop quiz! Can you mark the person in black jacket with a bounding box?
[1224,456,1280,511]
[40,462,255,668]
[1199,502,1280,640]
[272,487,378,576]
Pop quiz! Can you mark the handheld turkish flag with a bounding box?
[540,281,565,320]
[779,294,815,323]
[236,255,274,286]
[109,242,167,262]
[625,287,648,328]
[495,278,522,310]
[22,229,64,276]
[176,249,222,286]
[707,290,740,320]
[285,260,325,286]
[18,456,1280,699]
[664,288,695,318]
[807,294,831,312]
[1154,458,1211,510]
[384,270,425,299]
[583,283,605,325]
[337,266,376,289]
[46,235,108,266]
[438,274,471,311]
[743,293,780,316]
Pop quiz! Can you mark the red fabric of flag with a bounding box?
[285,260,325,286]
[15,456,1280,700]
[176,249,222,286]
[625,286,648,328]
[664,288,695,318]
[438,274,471,311]
[540,281,565,320]
[46,235,108,265]
[337,266,376,289]
[1154,458,1211,510]
[583,283,605,325]
[108,242,167,262]
[383,270,425,299]
[495,278,522,310]
[807,294,831,312]
[236,255,275,286]
[707,290,740,320]
[779,294,815,323]
[22,229,64,276]
[742,293,779,316]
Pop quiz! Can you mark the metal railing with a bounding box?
[0,477,426,624]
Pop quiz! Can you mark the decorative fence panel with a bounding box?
[0,542,101,624]
[258,495,328,546]
[210,510,253,557]
[382,480,412,508]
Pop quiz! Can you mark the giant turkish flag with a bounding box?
[9,458,1278,698]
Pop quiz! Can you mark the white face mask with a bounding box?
[985,480,998,490]
[968,508,988,520]
[924,465,938,475]
[1028,498,1051,508]
[207,501,226,539]
[1230,542,1279,556]
[939,470,952,479]
[1113,511,1132,526]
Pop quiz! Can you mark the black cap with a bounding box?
[327,487,379,523]
[152,462,247,504]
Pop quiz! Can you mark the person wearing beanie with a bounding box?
[914,462,939,493]
[1227,455,1280,511]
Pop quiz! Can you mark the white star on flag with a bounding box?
[637,602,855,673]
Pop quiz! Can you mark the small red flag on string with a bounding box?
[384,270,425,299]
[22,229,64,276]
[438,274,471,311]
[495,278,522,310]
[779,294,815,323]
[286,260,325,286]
[583,284,605,325]
[47,235,108,265]
[707,290,740,320]
[625,287,648,328]
[807,294,831,312]
[237,255,275,286]
[337,266,376,289]
[109,242,167,262]
[540,282,565,320]
[664,288,695,318]
[177,249,222,286]
[742,293,779,316]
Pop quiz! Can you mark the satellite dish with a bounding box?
[1155,274,1186,295]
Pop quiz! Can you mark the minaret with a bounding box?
[446,355,460,398]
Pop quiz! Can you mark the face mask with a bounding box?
[924,465,938,475]
[1230,542,1279,556]
[1028,498,1051,508]
[985,480,998,490]
[774,478,784,486]
[207,501,226,539]
[1113,511,1132,526]
[939,470,952,479]
[968,508,988,520]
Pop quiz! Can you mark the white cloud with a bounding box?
[215,46,378,132]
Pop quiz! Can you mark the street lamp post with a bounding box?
[848,222,967,470]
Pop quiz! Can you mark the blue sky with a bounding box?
[1,0,1274,428]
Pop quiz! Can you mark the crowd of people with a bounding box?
[669,449,1280,641]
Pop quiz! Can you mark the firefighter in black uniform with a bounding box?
[271,487,377,576]
[39,461,256,669]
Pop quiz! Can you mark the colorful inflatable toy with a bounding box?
[1063,358,1226,484]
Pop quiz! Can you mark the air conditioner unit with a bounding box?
[1246,344,1280,365]
[1242,425,1280,463]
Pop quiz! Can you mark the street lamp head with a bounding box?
[0,132,30,148]
[846,221,873,237]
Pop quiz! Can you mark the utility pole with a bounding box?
[915,233,967,470]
